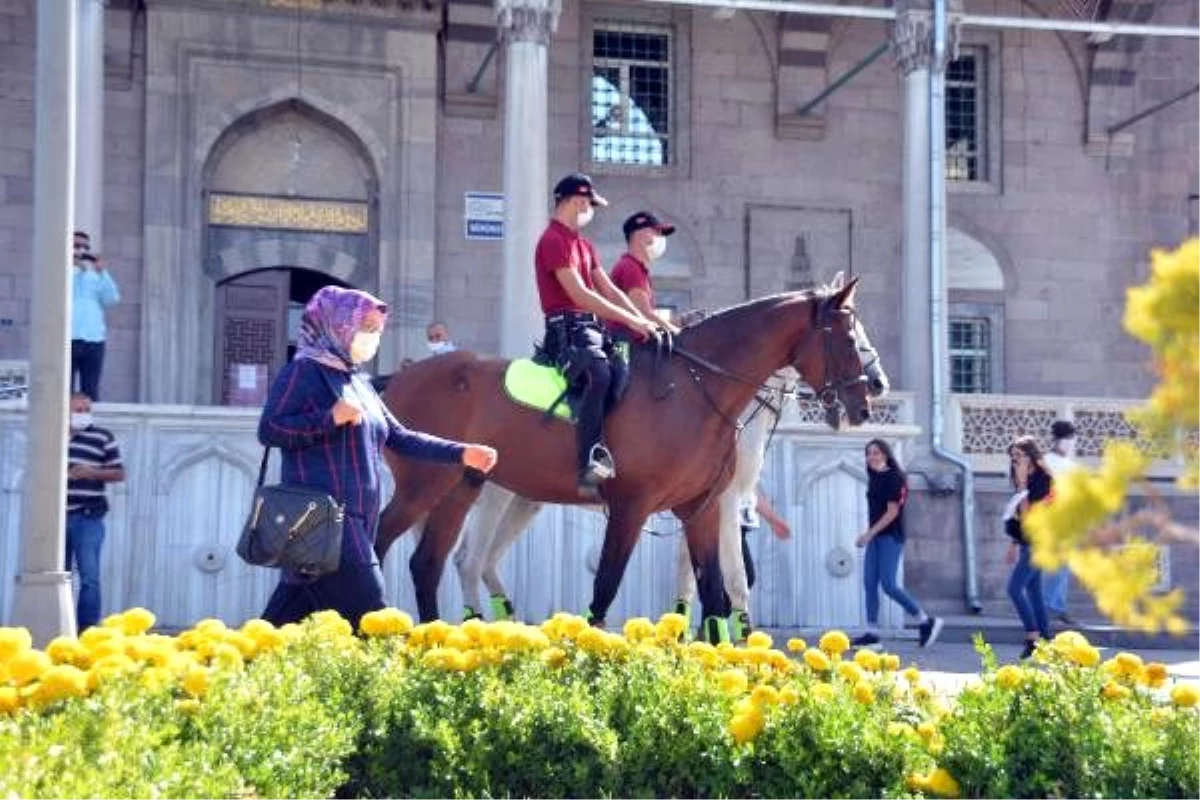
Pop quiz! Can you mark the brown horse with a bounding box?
[375,280,872,631]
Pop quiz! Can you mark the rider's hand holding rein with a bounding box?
[462,444,498,473]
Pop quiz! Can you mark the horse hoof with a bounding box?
[489,594,515,621]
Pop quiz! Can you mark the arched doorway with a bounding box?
[213,267,350,406]
[202,99,380,405]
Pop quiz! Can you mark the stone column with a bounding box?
[74,0,105,246]
[13,0,79,644]
[496,0,560,358]
[891,0,959,455]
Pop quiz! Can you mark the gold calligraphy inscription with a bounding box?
[208,194,369,233]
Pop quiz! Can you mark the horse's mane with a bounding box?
[678,287,835,333]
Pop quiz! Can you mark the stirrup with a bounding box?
[700,616,731,645]
[584,444,616,481]
[489,594,515,621]
[730,609,752,643]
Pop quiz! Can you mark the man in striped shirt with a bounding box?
[66,392,125,630]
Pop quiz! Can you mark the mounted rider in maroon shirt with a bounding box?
[534,173,658,496]
[607,211,682,342]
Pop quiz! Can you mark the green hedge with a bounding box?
[1,611,1196,799]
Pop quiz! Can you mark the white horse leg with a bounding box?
[480,494,543,619]
[673,535,698,620]
[723,404,774,639]
[454,483,513,620]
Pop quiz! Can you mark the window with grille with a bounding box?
[591,25,672,167]
[946,48,985,182]
[949,317,991,393]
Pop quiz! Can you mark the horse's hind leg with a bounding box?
[453,483,511,619]
[411,477,485,622]
[588,500,653,626]
[678,500,729,644]
[479,495,543,619]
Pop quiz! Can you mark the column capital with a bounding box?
[496,0,560,46]
[890,0,963,76]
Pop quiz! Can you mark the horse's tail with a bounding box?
[370,372,395,393]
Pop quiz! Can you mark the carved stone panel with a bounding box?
[746,205,853,299]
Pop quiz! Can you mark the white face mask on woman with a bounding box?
[349,331,381,364]
[646,235,667,261]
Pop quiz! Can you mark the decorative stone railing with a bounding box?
[946,393,1183,478]
[0,360,27,401]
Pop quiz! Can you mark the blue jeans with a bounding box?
[1042,567,1069,615]
[65,512,106,630]
[863,534,921,624]
[1008,544,1050,638]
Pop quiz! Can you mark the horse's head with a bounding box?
[829,270,888,398]
[790,277,872,429]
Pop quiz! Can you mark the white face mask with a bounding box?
[1058,438,1076,458]
[427,340,453,355]
[70,412,93,430]
[576,205,595,229]
[349,331,381,364]
[646,235,667,261]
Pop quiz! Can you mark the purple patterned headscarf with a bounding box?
[294,286,388,369]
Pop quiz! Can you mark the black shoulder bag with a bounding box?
[236,367,346,577]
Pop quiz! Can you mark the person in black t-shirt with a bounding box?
[1005,436,1054,659]
[851,439,943,649]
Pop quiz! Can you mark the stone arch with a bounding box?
[947,213,1017,292]
[155,444,258,496]
[209,237,361,284]
[199,95,383,193]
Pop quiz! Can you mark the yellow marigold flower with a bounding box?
[917,721,937,740]
[905,772,931,792]
[360,608,412,638]
[1068,644,1101,668]
[541,647,568,668]
[767,651,793,673]
[558,614,589,639]
[1170,683,1199,708]
[0,627,33,661]
[786,637,807,653]
[0,685,20,714]
[45,637,86,667]
[853,680,875,705]
[8,649,52,686]
[838,661,866,684]
[914,684,933,702]
[804,648,831,672]
[729,708,764,745]
[818,630,850,657]
[423,619,453,646]
[718,669,749,696]
[812,682,836,702]
[903,666,921,684]
[1115,651,1145,676]
[108,607,156,636]
[444,630,474,651]
[995,665,1025,690]
[210,643,244,671]
[88,639,126,662]
[79,626,121,650]
[182,665,211,698]
[241,620,286,653]
[194,618,229,636]
[461,618,486,642]
[881,653,901,671]
[746,631,773,650]
[623,617,656,642]
[853,649,881,672]
[655,613,688,642]
[751,683,780,706]
[927,767,961,798]
[1102,681,1131,701]
[779,686,800,705]
[1144,662,1170,688]
[33,664,89,704]
[887,721,914,737]
[1053,630,1089,649]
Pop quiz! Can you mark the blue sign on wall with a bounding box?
[464,192,504,241]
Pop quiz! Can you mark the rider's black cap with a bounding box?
[623,211,676,241]
[553,173,608,207]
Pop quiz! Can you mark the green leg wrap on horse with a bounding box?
[730,609,752,643]
[701,616,731,645]
[672,598,692,638]
[490,594,515,621]
[462,606,482,622]
[585,608,605,628]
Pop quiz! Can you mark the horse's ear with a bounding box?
[829,270,845,290]
[831,275,860,308]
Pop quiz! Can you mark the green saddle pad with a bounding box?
[504,359,574,421]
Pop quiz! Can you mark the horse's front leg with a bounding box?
[376,455,463,563]
[480,494,543,620]
[588,500,653,626]
[410,477,484,622]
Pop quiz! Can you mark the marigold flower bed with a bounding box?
[1,608,1196,798]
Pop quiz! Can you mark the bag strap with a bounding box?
[255,360,351,489]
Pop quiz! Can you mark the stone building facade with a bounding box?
[0,0,1196,621]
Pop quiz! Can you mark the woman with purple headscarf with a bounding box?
[257,286,497,628]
